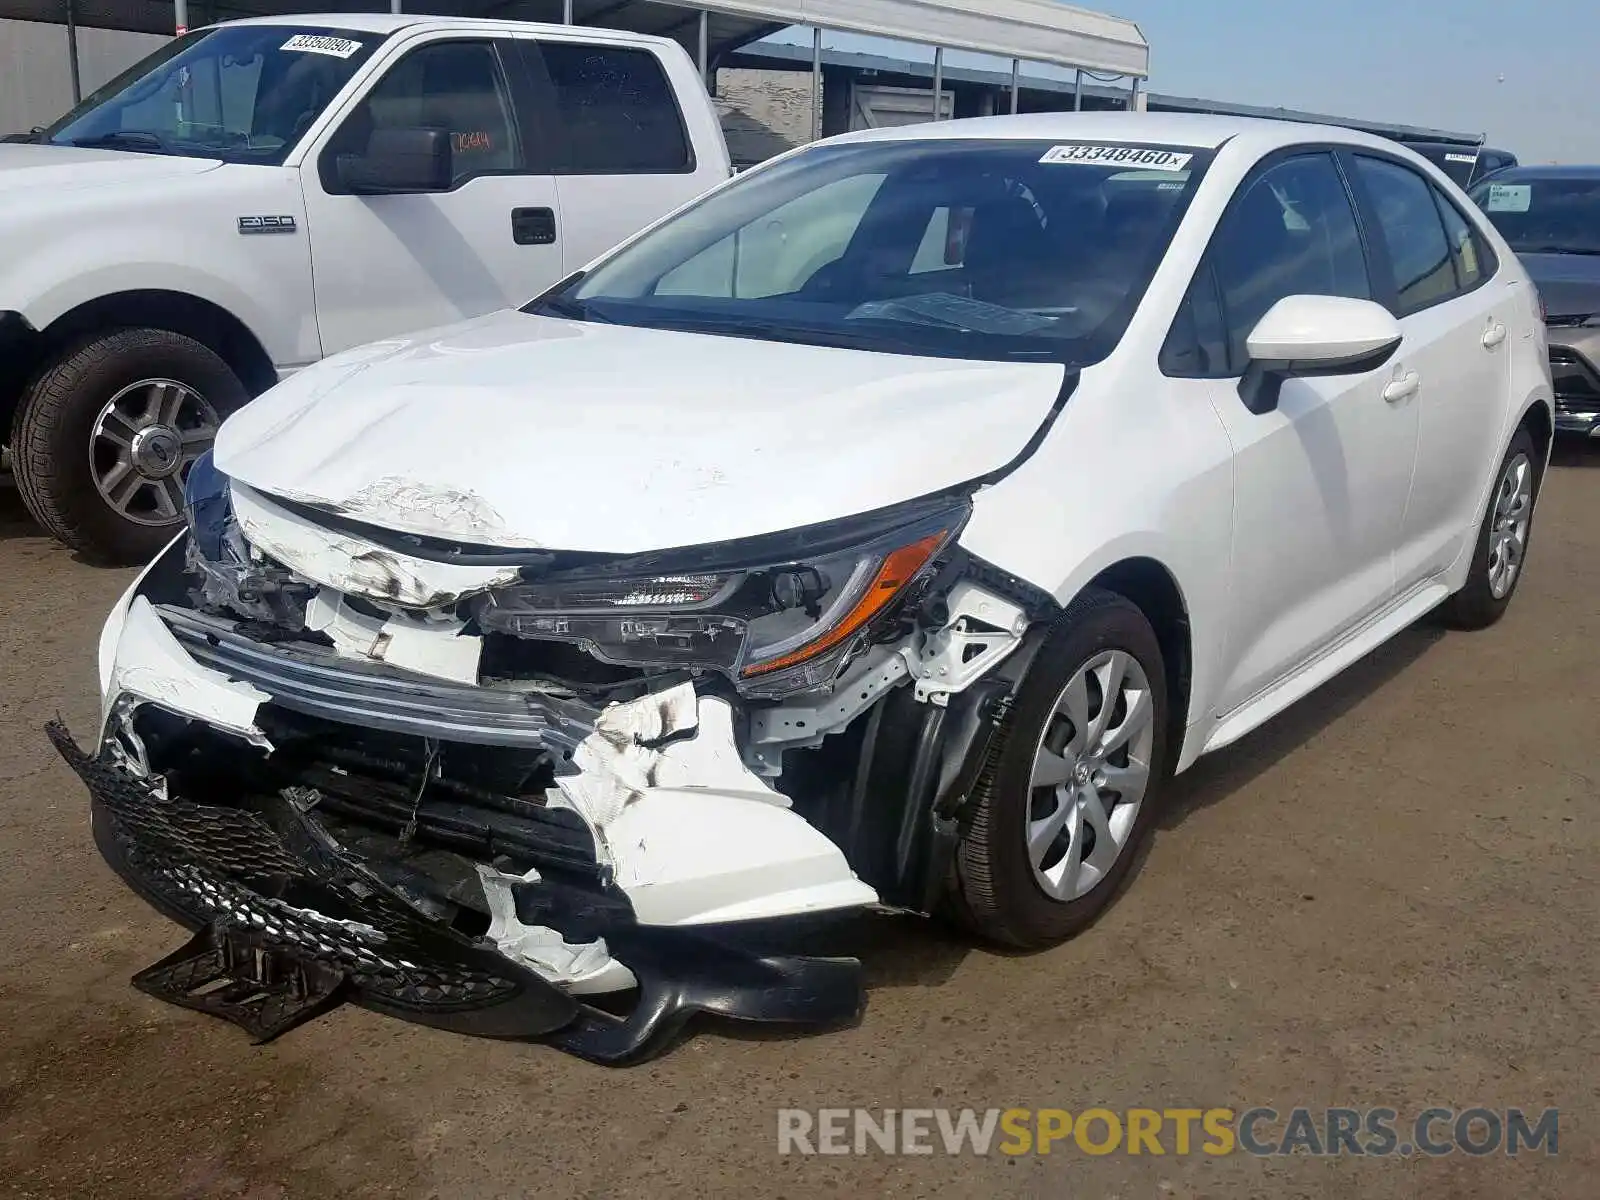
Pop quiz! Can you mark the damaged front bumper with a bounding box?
[62,483,1041,1062]
[52,701,866,1062]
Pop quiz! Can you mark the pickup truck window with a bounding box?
[537,42,691,174]
[41,25,382,165]
[322,40,522,188]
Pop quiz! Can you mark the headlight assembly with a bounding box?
[182,449,233,562]
[473,503,967,697]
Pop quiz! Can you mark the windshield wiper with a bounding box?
[69,130,174,155]
[1517,244,1600,256]
[533,294,613,324]
[1,126,45,144]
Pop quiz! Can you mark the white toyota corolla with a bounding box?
[54,113,1552,1064]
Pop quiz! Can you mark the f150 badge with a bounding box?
[237,215,297,235]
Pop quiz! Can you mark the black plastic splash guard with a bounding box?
[47,719,866,1064]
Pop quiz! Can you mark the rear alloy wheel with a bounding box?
[1439,427,1541,630]
[11,328,248,565]
[954,587,1171,949]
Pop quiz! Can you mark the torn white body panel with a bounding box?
[304,589,483,685]
[104,596,269,745]
[476,866,637,995]
[551,684,878,926]
[230,482,523,609]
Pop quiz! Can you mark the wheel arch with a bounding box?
[1080,556,1194,770]
[38,290,279,398]
[1517,396,1553,470]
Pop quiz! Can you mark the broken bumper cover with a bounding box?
[50,722,864,1064]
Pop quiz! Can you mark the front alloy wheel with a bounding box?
[1027,649,1156,903]
[90,378,221,526]
[954,587,1171,949]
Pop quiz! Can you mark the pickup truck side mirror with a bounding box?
[336,128,452,195]
[1237,294,1403,415]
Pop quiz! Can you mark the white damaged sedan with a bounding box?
[54,113,1553,1063]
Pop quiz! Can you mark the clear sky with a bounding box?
[762,0,1600,165]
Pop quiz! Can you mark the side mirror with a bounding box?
[1238,294,1403,414]
[336,127,452,195]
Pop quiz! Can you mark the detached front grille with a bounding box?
[49,722,525,1012]
[1549,347,1600,415]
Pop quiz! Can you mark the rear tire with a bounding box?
[1438,427,1540,631]
[952,587,1171,949]
[11,328,247,565]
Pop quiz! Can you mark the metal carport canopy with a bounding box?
[0,0,1148,79]
[693,0,1147,78]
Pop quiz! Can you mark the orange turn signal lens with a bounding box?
[741,532,947,677]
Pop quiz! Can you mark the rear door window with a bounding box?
[537,42,691,174]
[1353,155,1459,314]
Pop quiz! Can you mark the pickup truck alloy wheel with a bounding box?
[10,327,249,565]
[1026,649,1155,902]
[953,587,1171,949]
[90,378,220,526]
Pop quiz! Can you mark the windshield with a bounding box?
[43,25,384,165]
[1469,176,1600,255]
[533,139,1211,363]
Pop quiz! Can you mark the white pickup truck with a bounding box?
[0,13,731,563]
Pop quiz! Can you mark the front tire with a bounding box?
[953,588,1171,949]
[10,328,247,565]
[1438,427,1540,631]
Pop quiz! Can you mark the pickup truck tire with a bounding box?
[11,328,248,565]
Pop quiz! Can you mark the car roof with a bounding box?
[827,110,1429,156]
[211,12,673,45]
[1478,163,1600,181]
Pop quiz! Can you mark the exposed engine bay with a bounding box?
[54,459,1059,1063]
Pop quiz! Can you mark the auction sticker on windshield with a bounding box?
[1485,183,1532,213]
[281,33,364,58]
[1041,145,1194,170]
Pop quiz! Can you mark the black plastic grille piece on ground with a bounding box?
[47,720,578,1038]
[132,923,349,1043]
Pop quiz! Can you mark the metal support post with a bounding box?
[811,26,822,141]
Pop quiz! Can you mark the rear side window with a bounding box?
[1209,153,1372,372]
[538,42,690,174]
[1432,186,1494,292]
[1353,156,1458,314]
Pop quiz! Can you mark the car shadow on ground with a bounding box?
[0,484,37,540]
[698,616,1449,1051]
[1551,435,1600,469]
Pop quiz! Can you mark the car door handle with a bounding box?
[511,207,557,246]
[1482,322,1507,349]
[1383,371,1421,403]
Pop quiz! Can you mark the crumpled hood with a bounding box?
[0,144,221,197]
[1521,252,1600,320]
[214,309,1068,554]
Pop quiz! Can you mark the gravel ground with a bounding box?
[0,442,1595,1199]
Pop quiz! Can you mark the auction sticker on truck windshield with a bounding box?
[281,33,364,58]
[1040,145,1194,170]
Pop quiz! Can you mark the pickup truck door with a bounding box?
[298,36,564,354]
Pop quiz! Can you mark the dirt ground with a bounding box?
[0,444,1595,1200]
